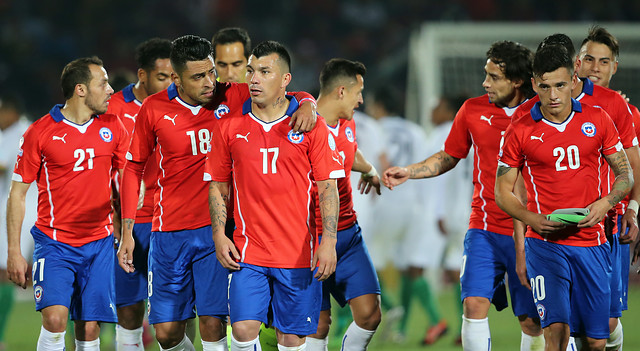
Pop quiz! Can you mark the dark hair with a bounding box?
[319,58,366,94]
[136,38,172,71]
[533,45,573,78]
[487,41,535,98]
[251,40,291,72]
[212,27,251,59]
[372,86,402,116]
[60,56,104,100]
[170,35,213,75]
[0,94,24,112]
[538,33,575,58]
[444,94,468,113]
[581,25,619,60]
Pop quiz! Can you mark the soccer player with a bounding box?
[6,56,128,350]
[383,41,544,351]
[305,58,382,351]
[106,37,172,351]
[212,27,251,84]
[495,44,632,351]
[576,26,640,350]
[206,40,343,351]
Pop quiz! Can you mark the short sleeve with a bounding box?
[600,109,623,156]
[308,119,345,181]
[12,123,41,184]
[497,123,523,169]
[206,120,232,182]
[127,102,155,163]
[443,102,472,159]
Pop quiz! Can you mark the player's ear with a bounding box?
[281,72,291,89]
[137,68,147,84]
[337,85,346,99]
[171,71,181,88]
[571,72,579,90]
[75,83,87,98]
[530,77,538,94]
[513,79,523,89]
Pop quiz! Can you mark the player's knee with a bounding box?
[74,321,101,341]
[311,310,332,339]
[462,296,490,319]
[154,324,186,348]
[231,321,260,342]
[41,312,68,333]
[117,302,145,330]
[198,315,226,340]
[352,302,381,331]
[585,337,606,351]
[543,323,570,347]
[518,315,542,336]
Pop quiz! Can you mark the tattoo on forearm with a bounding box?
[208,183,228,233]
[608,151,633,207]
[318,181,338,239]
[408,151,457,179]
[124,218,134,231]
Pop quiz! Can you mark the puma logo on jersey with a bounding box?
[163,114,178,125]
[52,134,67,143]
[236,132,250,142]
[332,155,343,165]
[530,133,544,142]
[480,115,494,125]
[123,113,137,122]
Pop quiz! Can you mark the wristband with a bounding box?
[628,200,639,214]
[364,165,379,178]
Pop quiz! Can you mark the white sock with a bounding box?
[520,331,544,351]
[306,336,328,351]
[230,335,261,351]
[37,326,66,351]
[75,338,100,351]
[461,316,491,350]
[567,337,577,351]
[277,343,306,351]
[341,321,376,351]
[606,320,623,351]
[186,318,197,343]
[160,334,196,351]
[202,337,229,351]
[116,325,144,351]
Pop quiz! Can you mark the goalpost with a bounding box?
[406,22,640,129]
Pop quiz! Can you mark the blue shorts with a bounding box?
[115,222,152,307]
[607,231,623,318]
[31,226,117,322]
[525,238,610,339]
[229,263,321,335]
[616,214,630,311]
[319,223,380,310]
[460,229,537,318]
[147,226,228,324]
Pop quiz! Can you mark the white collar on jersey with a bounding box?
[326,120,340,137]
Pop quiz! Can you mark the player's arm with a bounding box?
[581,150,633,228]
[495,165,565,235]
[352,148,381,195]
[313,179,339,281]
[288,92,317,133]
[382,150,460,190]
[512,172,530,290]
[209,180,240,270]
[6,181,31,289]
[620,145,640,243]
[118,161,145,273]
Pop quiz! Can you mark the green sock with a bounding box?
[0,284,15,342]
[412,277,442,325]
[453,283,462,334]
[398,275,412,333]
[377,274,395,311]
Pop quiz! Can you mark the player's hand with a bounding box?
[579,199,610,228]
[382,167,409,190]
[213,233,241,271]
[515,249,531,290]
[289,103,317,133]
[617,90,630,103]
[117,234,136,273]
[528,213,566,235]
[312,239,337,281]
[358,173,381,195]
[7,252,29,289]
[620,208,639,244]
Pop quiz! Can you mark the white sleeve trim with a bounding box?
[203,173,212,182]
[12,173,23,182]
[329,169,346,179]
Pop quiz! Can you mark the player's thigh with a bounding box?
[192,248,228,317]
[271,267,321,336]
[500,234,538,318]
[606,233,623,318]
[460,229,508,300]
[228,263,271,325]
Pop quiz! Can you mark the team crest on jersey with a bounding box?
[536,303,546,320]
[215,104,230,119]
[581,122,596,137]
[328,134,337,150]
[34,285,43,302]
[99,127,113,142]
[345,126,355,143]
[287,130,304,144]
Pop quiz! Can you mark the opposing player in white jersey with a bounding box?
[383,41,543,350]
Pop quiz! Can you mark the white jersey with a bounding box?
[0,117,37,267]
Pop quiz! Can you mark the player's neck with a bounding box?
[132,81,148,102]
[316,99,339,126]
[540,106,572,124]
[571,79,584,99]
[251,95,289,122]
[60,100,93,125]
[496,90,526,109]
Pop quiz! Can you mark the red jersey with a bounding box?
[206,97,345,268]
[621,103,640,212]
[443,94,529,236]
[499,100,622,246]
[107,83,157,222]
[312,118,358,233]
[13,105,128,246]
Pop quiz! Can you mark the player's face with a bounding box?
[482,59,519,107]
[340,75,364,120]
[173,55,216,106]
[577,41,618,88]
[246,53,291,107]
[215,42,248,83]
[142,58,172,96]
[532,67,577,120]
[85,64,114,115]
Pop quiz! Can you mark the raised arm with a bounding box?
[382,150,460,190]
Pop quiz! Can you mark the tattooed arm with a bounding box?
[382,150,460,190]
[579,150,634,228]
[209,181,240,270]
[313,179,339,281]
